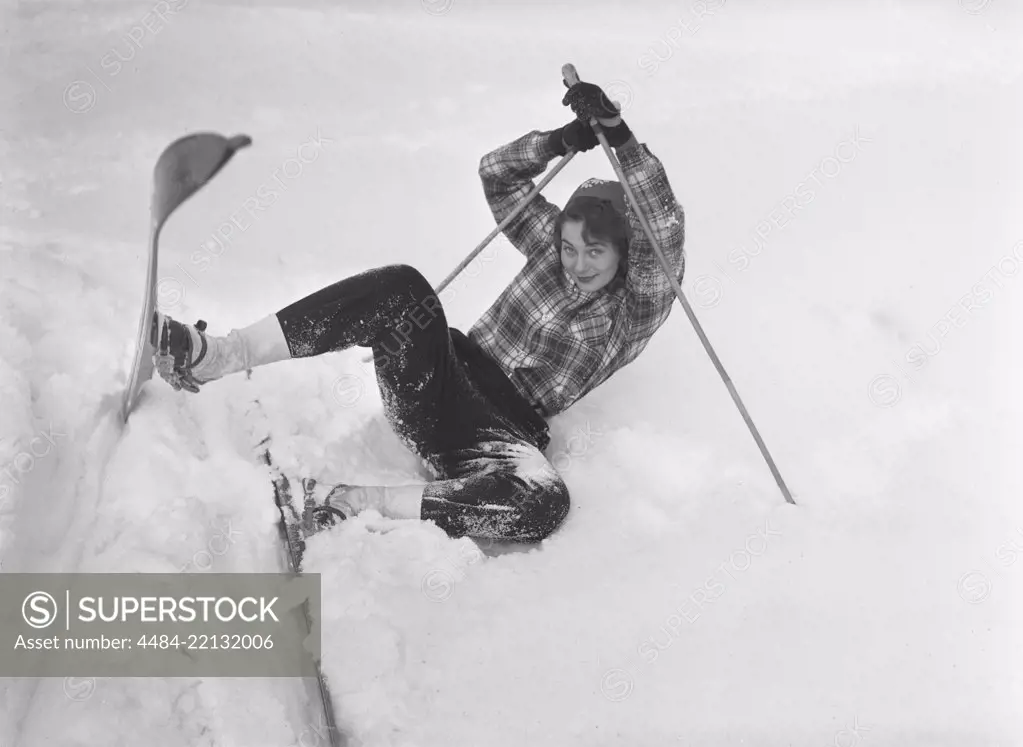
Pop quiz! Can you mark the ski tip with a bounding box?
[226,134,253,152]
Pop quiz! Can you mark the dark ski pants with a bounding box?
[275,264,570,542]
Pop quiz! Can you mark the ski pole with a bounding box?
[562,63,796,507]
[361,147,578,363]
[435,152,577,294]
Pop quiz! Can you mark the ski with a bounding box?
[258,447,349,572]
[121,131,252,423]
[119,131,343,744]
[251,392,345,747]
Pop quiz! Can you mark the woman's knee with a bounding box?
[517,477,571,542]
[489,449,571,541]
[426,466,571,542]
[382,264,445,324]
[383,264,435,298]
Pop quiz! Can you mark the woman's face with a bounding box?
[559,220,621,291]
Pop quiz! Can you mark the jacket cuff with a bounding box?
[614,135,642,158]
[541,129,566,158]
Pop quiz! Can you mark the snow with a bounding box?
[3,0,1022,745]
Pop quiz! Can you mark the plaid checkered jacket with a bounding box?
[467,130,686,418]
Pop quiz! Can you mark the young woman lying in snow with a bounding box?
[151,82,686,543]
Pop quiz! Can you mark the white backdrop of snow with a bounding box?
[1,1,1022,745]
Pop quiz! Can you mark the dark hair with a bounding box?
[554,196,630,267]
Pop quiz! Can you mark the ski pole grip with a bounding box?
[560,63,622,116]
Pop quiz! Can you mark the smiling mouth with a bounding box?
[577,275,596,282]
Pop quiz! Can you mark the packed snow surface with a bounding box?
[2,1,1021,745]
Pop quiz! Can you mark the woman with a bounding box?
[152,82,686,543]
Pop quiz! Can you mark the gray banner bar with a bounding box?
[1,574,321,677]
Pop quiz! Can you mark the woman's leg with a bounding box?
[276,264,570,541]
[322,432,571,542]
[154,263,459,399]
[419,437,571,542]
[157,263,571,541]
[275,264,503,463]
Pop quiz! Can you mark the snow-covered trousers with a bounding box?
[275,264,570,542]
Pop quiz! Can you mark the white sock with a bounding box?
[191,314,292,380]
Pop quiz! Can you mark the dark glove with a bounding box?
[561,82,634,148]
[547,119,599,157]
[562,82,621,122]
